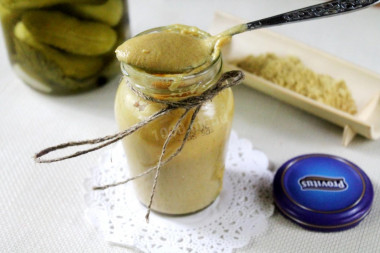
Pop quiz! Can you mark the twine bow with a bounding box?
[34,70,244,222]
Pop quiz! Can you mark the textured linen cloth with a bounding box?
[1,0,380,252]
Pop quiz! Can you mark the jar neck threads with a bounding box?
[120,55,222,101]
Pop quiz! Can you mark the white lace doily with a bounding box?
[84,131,274,253]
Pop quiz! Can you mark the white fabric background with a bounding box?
[1,0,379,252]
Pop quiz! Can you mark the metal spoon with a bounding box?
[196,0,380,73]
[189,0,377,73]
[215,0,380,39]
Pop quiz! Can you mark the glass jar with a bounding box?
[114,44,234,215]
[0,0,129,94]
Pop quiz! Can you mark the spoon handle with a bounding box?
[245,0,379,31]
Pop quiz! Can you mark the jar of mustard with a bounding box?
[114,34,234,214]
[0,0,129,94]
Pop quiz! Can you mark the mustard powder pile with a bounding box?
[236,53,357,114]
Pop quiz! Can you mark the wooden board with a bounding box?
[210,11,380,145]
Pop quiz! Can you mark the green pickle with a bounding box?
[15,22,104,79]
[0,0,129,94]
[0,4,20,56]
[1,0,107,10]
[22,10,117,56]
[67,0,124,26]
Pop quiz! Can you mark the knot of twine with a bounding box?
[34,70,244,222]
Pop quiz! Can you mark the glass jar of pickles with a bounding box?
[114,32,234,214]
[0,0,129,94]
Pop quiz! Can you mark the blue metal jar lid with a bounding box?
[273,154,374,232]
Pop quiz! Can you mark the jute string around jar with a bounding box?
[34,70,244,222]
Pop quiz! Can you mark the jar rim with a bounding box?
[120,53,221,81]
[119,25,222,91]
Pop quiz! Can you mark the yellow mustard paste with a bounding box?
[116,31,212,74]
[115,24,246,74]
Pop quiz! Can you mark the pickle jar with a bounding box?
[0,0,129,94]
[114,30,234,215]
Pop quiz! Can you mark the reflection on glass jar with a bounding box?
[0,0,129,94]
[114,53,234,215]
